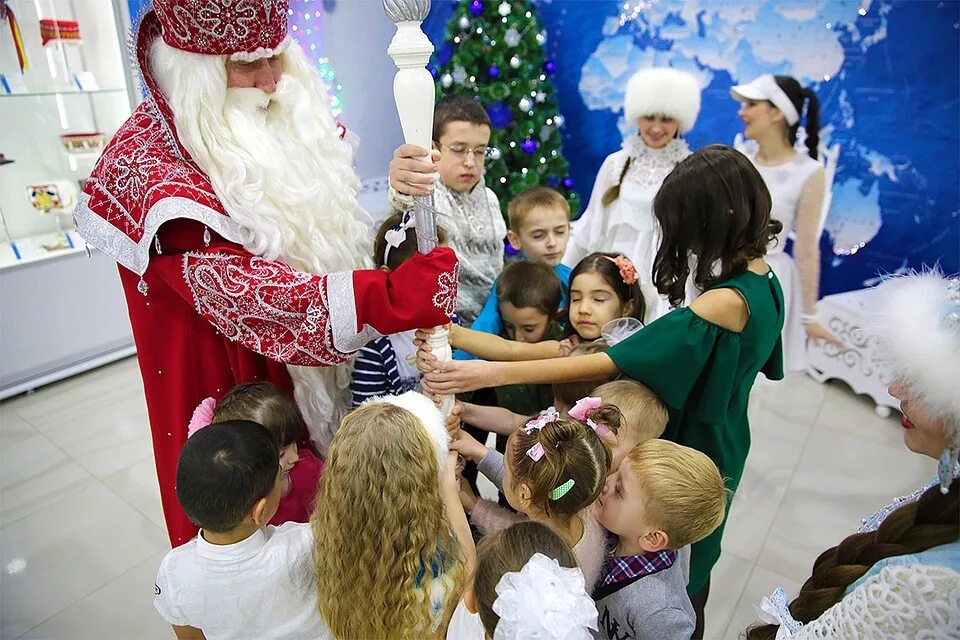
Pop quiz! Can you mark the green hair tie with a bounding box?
[549,479,575,501]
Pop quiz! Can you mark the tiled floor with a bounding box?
[0,358,930,639]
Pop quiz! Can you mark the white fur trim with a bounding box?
[872,271,960,432]
[363,391,450,473]
[228,35,292,62]
[623,68,701,133]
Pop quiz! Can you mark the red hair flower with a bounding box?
[604,255,637,285]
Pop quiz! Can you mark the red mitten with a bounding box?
[353,246,459,336]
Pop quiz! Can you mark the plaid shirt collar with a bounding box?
[599,548,677,588]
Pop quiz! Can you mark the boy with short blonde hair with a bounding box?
[593,440,727,639]
[591,379,668,471]
[458,186,572,353]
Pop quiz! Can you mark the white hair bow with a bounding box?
[492,553,598,640]
[756,587,803,639]
[382,211,417,265]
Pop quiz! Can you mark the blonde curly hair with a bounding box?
[312,402,463,639]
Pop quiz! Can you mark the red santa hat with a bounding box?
[152,0,291,61]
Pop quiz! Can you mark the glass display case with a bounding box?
[0,0,139,397]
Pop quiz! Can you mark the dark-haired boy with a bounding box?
[390,94,506,326]
[153,421,326,639]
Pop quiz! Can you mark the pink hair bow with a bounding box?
[187,397,216,438]
[524,408,560,433]
[569,396,611,437]
[568,397,601,421]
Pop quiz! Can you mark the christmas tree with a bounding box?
[431,0,580,220]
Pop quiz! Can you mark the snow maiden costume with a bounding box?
[563,68,701,324]
[749,271,960,639]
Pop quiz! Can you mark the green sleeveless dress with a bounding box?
[606,269,785,595]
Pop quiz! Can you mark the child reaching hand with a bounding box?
[593,440,727,639]
[188,382,322,526]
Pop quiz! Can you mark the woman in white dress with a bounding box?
[563,68,701,324]
[746,271,960,639]
[730,75,843,371]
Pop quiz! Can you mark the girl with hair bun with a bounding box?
[452,403,618,593]
[564,67,702,324]
[731,74,844,369]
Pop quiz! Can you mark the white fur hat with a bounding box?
[872,271,960,433]
[363,391,450,474]
[624,67,702,133]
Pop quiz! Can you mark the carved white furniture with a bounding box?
[806,289,899,417]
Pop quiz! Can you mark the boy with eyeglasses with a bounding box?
[390,94,505,326]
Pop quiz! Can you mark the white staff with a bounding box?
[383,0,455,415]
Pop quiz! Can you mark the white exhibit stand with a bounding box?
[806,289,899,417]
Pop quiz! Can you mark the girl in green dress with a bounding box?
[420,145,786,637]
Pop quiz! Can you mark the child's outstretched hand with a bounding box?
[445,401,463,438]
[459,478,479,514]
[450,428,488,464]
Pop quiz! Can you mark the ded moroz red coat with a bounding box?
[74,10,458,546]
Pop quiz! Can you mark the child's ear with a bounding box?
[506,230,523,251]
[621,299,636,319]
[639,529,669,553]
[464,587,479,614]
[250,497,269,527]
[516,482,534,511]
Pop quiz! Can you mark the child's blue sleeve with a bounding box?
[351,340,391,407]
[453,279,502,361]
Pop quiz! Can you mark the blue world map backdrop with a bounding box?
[425,0,959,296]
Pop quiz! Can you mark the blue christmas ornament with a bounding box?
[546,176,560,187]
[488,65,500,78]
[486,102,512,129]
[521,138,538,154]
[562,176,575,189]
[543,60,557,75]
[469,0,484,16]
[429,66,438,78]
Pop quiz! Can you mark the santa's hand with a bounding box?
[368,247,458,334]
[423,359,496,394]
[390,144,440,197]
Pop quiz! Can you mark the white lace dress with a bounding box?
[562,136,691,324]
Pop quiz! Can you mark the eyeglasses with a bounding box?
[436,142,493,161]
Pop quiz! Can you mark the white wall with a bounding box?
[323,1,405,181]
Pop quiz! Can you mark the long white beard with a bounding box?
[152,40,373,453]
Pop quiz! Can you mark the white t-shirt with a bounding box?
[154,523,331,639]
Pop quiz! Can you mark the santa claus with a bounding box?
[74,0,456,546]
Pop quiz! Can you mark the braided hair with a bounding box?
[746,478,960,639]
[601,157,633,207]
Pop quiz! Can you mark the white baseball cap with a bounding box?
[730,74,800,126]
